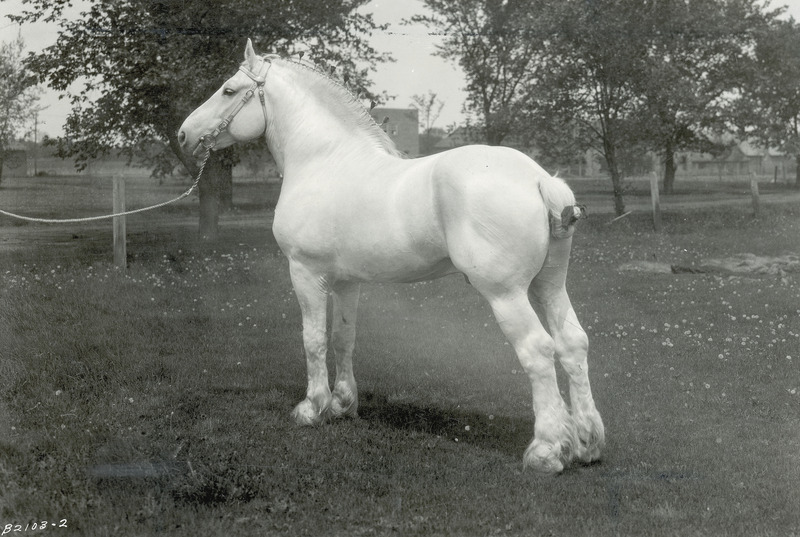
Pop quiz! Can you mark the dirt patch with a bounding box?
[619,253,799,277]
[618,261,673,273]
[701,253,800,275]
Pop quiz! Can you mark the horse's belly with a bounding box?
[274,157,459,283]
[336,248,458,283]
[273,198,453,283]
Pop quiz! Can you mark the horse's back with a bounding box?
[432,144,550,182]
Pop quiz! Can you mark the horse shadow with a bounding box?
[358,391,531,459]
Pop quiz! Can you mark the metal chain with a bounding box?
[0,149,211,224]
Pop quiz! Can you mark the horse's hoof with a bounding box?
[523,441,566,474]
[292,399,325,426]
[575,438,603,464]
[330,392,358,419]
[574,413,605,463]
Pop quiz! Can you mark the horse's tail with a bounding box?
[538,174,587,240]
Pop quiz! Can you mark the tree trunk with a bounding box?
[218,147,234,211]
[198,150,222,239]
[196,149,236,239]
[663,141,676,195]
[486,127,504,146]
[603,140,626,216]
[609,166,625,216]
[795,153,800,189]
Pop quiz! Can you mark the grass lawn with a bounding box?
[0,185,798,536]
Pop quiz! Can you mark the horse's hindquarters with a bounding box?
[430,146,552,290]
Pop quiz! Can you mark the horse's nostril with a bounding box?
[178,131,186,145]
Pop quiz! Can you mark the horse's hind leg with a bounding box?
[330,281,360,418]
[530,239,605,463]
[289,261,331,426]
[478,284,577,473]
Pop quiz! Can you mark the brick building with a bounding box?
[370,107,420,157]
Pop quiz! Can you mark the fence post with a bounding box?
[113,175,127,270]
[750,173,760,218]
[650,171,662,232]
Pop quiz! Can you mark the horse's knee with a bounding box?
[557,329,588,368]
[516,332,557,376]
[565,323,588,353]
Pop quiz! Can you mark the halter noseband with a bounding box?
[200,58,272,150]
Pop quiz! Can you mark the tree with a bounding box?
[11,0,389,237]
[526,0,774,211]
[533,0,652,215]
[411,90,444,154]
[736,17,800,188]
[411,91,444,133]
[413,0,552,146]
[418,0,780,214]
[0,33,40,184]
[632,0,773,193]
[416,0,648,214]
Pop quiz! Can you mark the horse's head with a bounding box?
[178,39,271,159]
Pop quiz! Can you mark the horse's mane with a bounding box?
[255,55,406,159]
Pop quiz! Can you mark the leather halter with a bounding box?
[199,58,272,150]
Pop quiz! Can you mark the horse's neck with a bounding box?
[264,65,387,176]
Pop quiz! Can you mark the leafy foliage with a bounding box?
[533,0,657,214]
[11,0,390,175]
[0,33,41,178]
[418,0,785,214]
[410,91,445,154]
[734,17,800,187]
[413,0,553,145]
[630,0,774,192]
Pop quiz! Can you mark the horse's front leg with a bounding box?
[331,281,361,418]
[289,262,331,426]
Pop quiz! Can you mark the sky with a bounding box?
[1,0,799,139]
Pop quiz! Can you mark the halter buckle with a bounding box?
[200,134,217,149]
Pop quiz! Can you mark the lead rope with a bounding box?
[0,148,211,224]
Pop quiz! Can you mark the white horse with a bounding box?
[178,39,604,473]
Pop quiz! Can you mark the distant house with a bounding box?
[677,139,795,180]
[370,107,419,157]
[434,128,797,181]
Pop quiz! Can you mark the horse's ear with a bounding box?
[244,38,257,69]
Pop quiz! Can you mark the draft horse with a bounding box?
[178,39,604,473]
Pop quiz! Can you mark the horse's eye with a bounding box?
[223,88,235,96]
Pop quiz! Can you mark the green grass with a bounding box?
[0,197,798,536]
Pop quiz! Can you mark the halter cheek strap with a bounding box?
[200,58,272,150]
